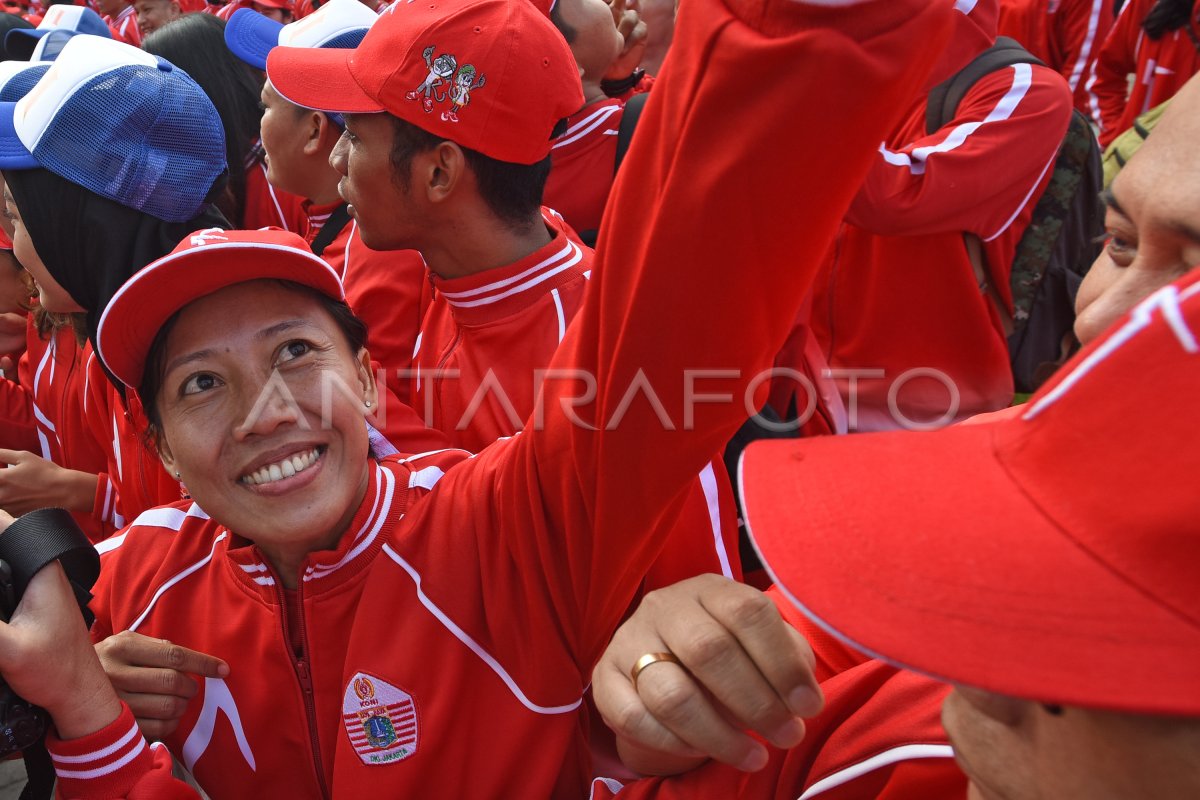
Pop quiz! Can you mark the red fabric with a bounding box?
[11,321,113,541]
[69,0,954,795]
[810,27,1074,430]
[104,3,139,45]
[0,315,37,454]
[82,348,183,529]
[412,209,591,453]
[592,660,964,800]
[546,97,624,236]
[49,704,196,800]
[242,157,309,233]
[413,208,740,591]
[1090,0,1200,145]
[98,230,344,390]
[999,0,1116,114]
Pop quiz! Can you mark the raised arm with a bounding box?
[513,0,957,668]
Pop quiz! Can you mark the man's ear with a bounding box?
[308,112,341,157]
[424,141,465,206]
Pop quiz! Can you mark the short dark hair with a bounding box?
[388,116,554,231]
[1143,0,1195,40]
[549,3,577,45]
[139,281,369,445]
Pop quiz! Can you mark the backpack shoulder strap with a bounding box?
[311,203,353,257]
[925,37,1045,134]
[614,91,651,174]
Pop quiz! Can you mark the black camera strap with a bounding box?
[0,508,101,800]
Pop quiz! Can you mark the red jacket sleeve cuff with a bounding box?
[47,703,155,798]
[91,474,116,527]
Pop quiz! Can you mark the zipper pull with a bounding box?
[296,658,312,688]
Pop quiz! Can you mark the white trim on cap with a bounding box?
[277,0,377,47]
[14,35,156,154]
[37,4,86,30]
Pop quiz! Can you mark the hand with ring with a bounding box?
[593,574,824,777]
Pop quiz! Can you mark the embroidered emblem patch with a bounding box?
[342,672,419,765]
[403,44,486,122]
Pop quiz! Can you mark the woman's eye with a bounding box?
[1105,234,1136,264]
[277,340,311,364]
[182,373,220,396]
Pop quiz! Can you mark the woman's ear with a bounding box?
[356,347,379,412]
[155,428,180,480]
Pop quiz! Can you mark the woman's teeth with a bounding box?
[241,447,322,486]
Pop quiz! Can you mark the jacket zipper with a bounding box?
[431,328,463,423]
[269,564,331,799]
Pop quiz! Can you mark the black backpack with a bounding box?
[927,37,1105,393]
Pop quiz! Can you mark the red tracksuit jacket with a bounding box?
[591,658,965,800]
[546,98,626,237]
[0,319,139,541]
[999,0,1116,115]
[48,1,955,797]
[82,348,184,530]
[17,322,114,541]
[413,209,739,586]
[810,0,1074,431]
[1089,0,1200,146]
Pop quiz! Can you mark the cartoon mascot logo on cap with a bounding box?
[405,45,486,122]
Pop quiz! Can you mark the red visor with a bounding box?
[743,269,1200,716]
[96,228,344,389]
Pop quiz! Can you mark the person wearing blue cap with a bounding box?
[0,34,228,536]
[4,4,111,61]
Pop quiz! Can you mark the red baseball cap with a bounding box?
[742,269,1200,716]
[265,0,583,165]
[96,228,344,389]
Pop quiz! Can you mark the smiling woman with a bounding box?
[135,278,376,586]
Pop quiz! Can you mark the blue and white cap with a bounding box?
[5,6,111,62]
[225,0,376,71]
[0,36,226,224]
[0,61,50,103]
